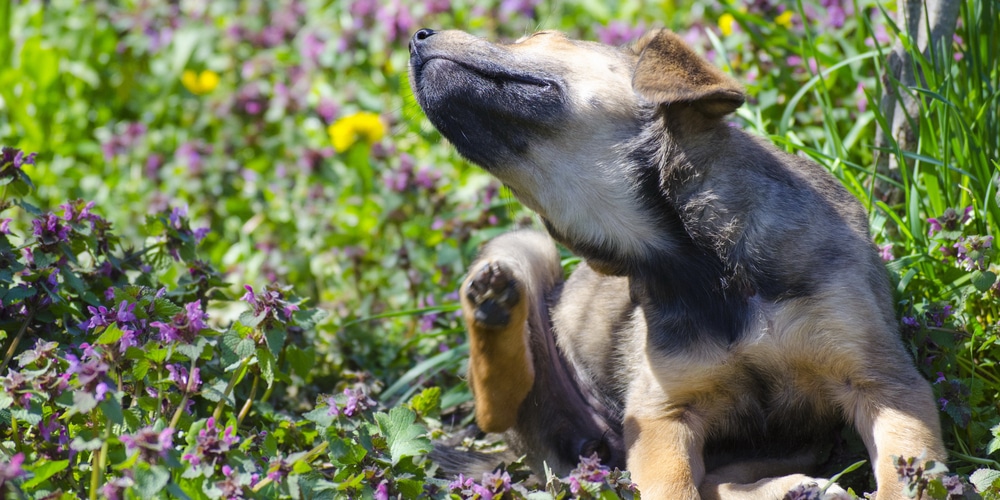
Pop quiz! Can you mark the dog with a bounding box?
[408,27,946,499]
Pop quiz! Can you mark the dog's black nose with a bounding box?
[409,28,436,53]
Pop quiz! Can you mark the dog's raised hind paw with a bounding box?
[464,261,522,329]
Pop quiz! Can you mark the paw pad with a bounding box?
[465,261,522,328]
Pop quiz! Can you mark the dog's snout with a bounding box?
[409,28,436,54]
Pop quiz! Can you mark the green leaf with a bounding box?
[134,464,171,497]
[176,336,208,361]
[220,327,255,368]
[71,390,99,414]
[95,322,126,345]
[100,395,125,425]
[263,326,286,357]
[408,387,441,419]
[972,270,997,293]
[374,407,430,465]
[328,436,367,466]
[257,346,275,388]
[22,459,69,489]
[133,358,151,380]
[970,469,1000,493]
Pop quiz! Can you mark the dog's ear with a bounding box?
[631,29,745,118]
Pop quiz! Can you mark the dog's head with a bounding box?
[409,28,744,273]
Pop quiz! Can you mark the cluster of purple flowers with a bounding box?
[383,153,441,193]
[101,122,147,163]
[448,470,513,499]
[928,207,994,272]
[1,146,36,170]
[241,284,299,324]
[120,426,175,463]
[183,417,240,468]
[65,343,112,401]
[326,387,377,418]
[150,300,209,344]
[166,363,202,393]
[594,21,647,46]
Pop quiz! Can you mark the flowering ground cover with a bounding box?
[0,0,997,498]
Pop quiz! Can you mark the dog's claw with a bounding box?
[466,261,521,328]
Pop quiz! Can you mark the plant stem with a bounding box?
[0,307,35,374]
[213,357,251,422]
[250,441,329,493]
[169,357,200,429]
[237,374,259,427]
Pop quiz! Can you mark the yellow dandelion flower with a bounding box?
[776,11,794,29]
[328,112,386,152]
[718,13,737,37]
[182,69,220,95]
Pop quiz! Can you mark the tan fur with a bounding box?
[412,27,946,500]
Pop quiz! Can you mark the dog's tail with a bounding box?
[429,443,522,478]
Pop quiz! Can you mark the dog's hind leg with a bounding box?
[700,455,850,500]
[461,230,563,433]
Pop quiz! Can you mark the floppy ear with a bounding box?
[632,29,745,118]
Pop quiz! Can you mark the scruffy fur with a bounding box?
[409,28,946,499]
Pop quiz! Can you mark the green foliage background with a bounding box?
[0,0,998,498]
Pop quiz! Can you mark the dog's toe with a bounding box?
[465,261,522,328]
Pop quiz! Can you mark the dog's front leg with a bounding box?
[624,373,706,500]
[460,230,563,433]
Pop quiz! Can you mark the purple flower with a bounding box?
[1,146,37,169]
[120,426,174,463]
[166,364,202,393]
[299,31,326,66]
[499,0,540,21]
[0,453,26,484]
[0,218,10,234]
[374,481,390,500]
[116,300,137,323]
[183,417,239,468]
[952,235,993,271]
[341,387,375,417]
[150,300,208,344]
[266,456,292,484]
[855,82,868,113]
[101,475,135,500]
[32,213,71,246]
[241,284,298,323]
[928,206,972,236]
[65,343,111,396]
[594,20,647,46]
[878,243,893,261]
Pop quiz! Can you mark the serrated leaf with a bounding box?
[133,358,151,380]
[95,322,126,345]
[972,270,997,293]
[238,310,264,329]
[328,436,367,466]
[970,469,1000,493]
[134,464,171,497]
[258,347,275,387]
[70,436,103,452]
[408,387,441,418]
[220,327,256,368]
[176,336,207,360]
[22,459,69,489]
[263,326,286,357]
[152,297,184,318]
[374,407,430,465]
[0,392,12,411]
[72,390,99,414]
[100,396,124,425]
[11,407,42,425]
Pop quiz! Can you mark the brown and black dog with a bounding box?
[408,28,945,499]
